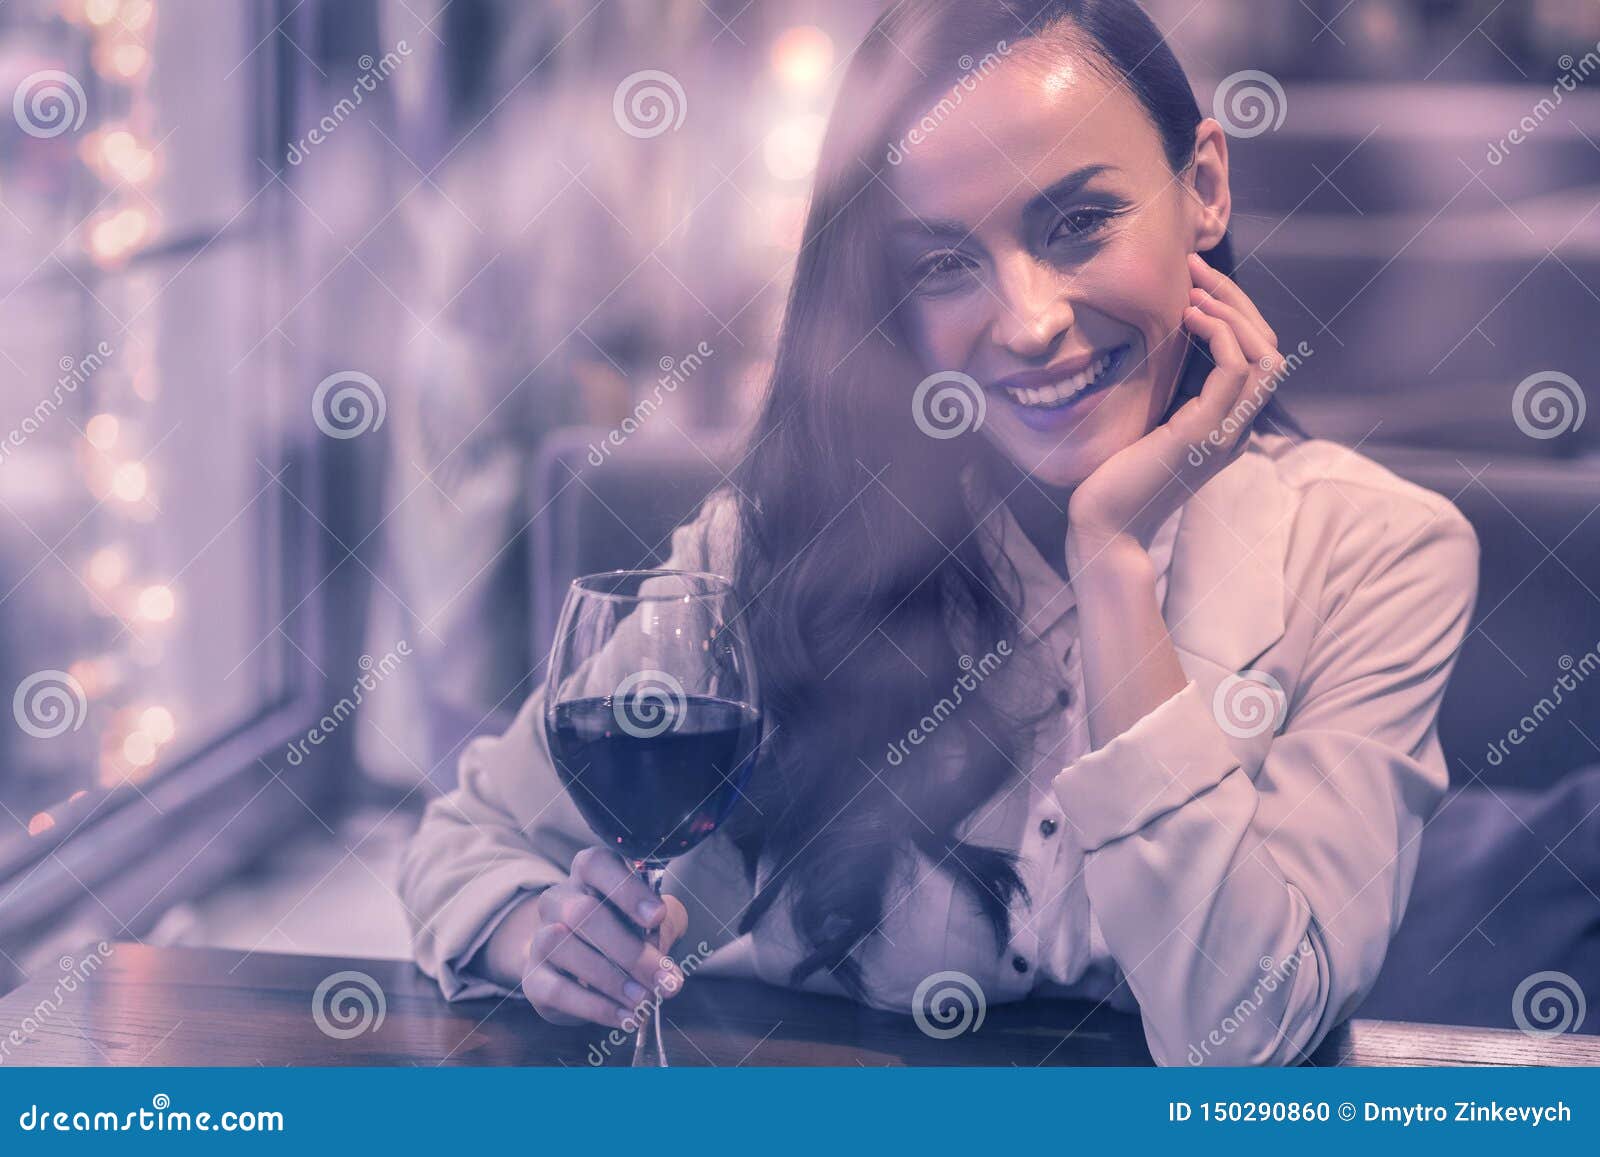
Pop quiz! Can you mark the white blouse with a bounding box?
[398,432,1479,1065]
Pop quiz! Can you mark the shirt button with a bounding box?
[1056,688,1072,708]
[1039,817,1058,838]
[1012,954,1030,974]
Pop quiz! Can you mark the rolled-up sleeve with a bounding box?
[397,686,590,1000]
[1052,505,1479,1065]
[397,491,740,999]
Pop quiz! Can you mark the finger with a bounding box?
[649,896,691,999]
[533,922,649,1009]
[523,962,635,1029]
[570,847,667,930]
[1189,290,1287,442]
[543,885,683,992]
[1188,252,1277,346]
[1181,307,1252,436]
[658,895,689,953]
[1188,288,1279,372]
[1183,306,1249,387]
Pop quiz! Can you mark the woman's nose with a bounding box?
[989,256,1075,359]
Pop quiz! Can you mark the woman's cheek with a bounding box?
[1086,240,1185,347]
[1097,204,1191,318]
[907,298,983,373]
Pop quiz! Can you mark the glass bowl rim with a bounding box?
[568,568,735,602]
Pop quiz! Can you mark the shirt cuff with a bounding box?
[1052,680,1240,851]
[431,870,554,1001]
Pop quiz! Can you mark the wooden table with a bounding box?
[3,944,1597,1066]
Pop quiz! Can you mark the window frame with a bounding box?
[0,0,347,963]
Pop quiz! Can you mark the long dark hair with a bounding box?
[725,0,1293,1000]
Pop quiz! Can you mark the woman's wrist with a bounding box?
[1065,529,1155,590]
[476,892,546,990]
[1066,530,1188,749]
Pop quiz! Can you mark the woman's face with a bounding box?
[885,39,1229,489]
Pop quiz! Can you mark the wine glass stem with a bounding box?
[631,865,669,1068]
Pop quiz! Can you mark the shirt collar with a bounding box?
[966,469,1187,643]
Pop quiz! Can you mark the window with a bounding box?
[0,0,317,953]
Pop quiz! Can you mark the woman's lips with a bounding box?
[989,343,1132,432]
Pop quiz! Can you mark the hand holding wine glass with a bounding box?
[518,847,690,1029]
[537,569,761,1066]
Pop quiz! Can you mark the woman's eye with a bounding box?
[908,251,976,293]
[1048,208,1118,244]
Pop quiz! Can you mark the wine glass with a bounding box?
[543,569,761,1067]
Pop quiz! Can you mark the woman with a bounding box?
[399,0,1479,1066]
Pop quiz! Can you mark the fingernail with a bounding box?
[623,980,646,1002]
[656,969,680,994]
[638,898,664,922]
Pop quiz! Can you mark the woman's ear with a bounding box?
[1187,118,1231,251]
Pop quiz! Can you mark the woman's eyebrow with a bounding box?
[887,216,970,241]
[888,163,1122,240]
[1024,163,1119,219]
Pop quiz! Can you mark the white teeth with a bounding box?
[1002,352,1116,408]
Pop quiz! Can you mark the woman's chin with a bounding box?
[981,411,1142,490]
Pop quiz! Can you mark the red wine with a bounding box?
[546,694,761,867]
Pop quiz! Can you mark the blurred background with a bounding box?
[0,0,1597,1029]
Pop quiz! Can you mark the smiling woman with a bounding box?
[400,0,1481,1068]
[718,0,1323,1004]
